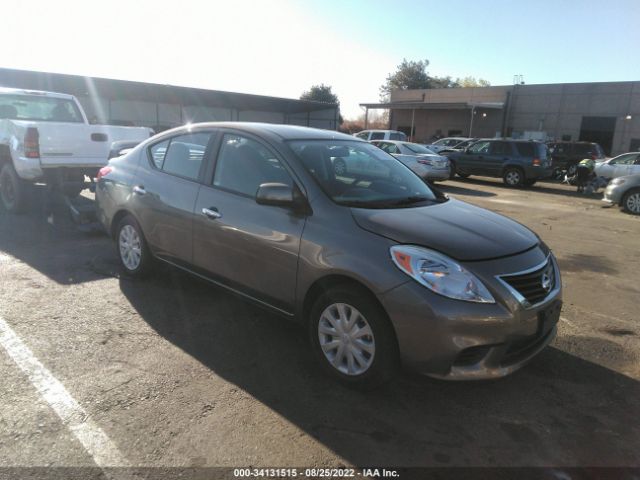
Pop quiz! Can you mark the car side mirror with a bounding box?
[256,183,294,207]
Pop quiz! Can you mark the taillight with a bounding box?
[97,166,112,181]
[532,158,541,166]
[24,127,40,158]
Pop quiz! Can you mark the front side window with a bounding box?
[213,134,292,196]
[379,142,398,154]
[290,140,440,209]
[468,141,491,154]
[148,132,211,180]
[611,153,636,165]
[0,94,83,123]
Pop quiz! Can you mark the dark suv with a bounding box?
[448,139,553,187]
[547,141,606,176]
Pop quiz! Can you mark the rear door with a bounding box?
[487,141,513,175]
[192,131,307,313]
[131,130,215,265]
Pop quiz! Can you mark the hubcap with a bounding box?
[318,303,375,376]
[627,193,640,214]
[506,171,520,185]
[119,225,142,271]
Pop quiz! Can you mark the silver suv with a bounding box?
[96,123,562,387]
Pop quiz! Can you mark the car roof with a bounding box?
[157,122,360,141]
[0,87,76,100]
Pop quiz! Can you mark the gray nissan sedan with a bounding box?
[96,123,562,387]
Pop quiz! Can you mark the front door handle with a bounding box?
[202,207,222,220]
[133,185,146,195]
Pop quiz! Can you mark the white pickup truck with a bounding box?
[0,87,153,213]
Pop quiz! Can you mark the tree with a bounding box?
[379,59,491,100]
[300,84,342,125]
[456,76,491,87]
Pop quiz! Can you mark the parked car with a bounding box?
[354,130,407,142]
[424,137,470,153]
[447,139,553,186]
[547,141,606,176]
[595,151,640,179]
[97,123,562,387]
[437,138,478,154]
[602,174,640,215]
[370,140,450,181]
[0,87,153,213]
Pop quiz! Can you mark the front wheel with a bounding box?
[309,286,399,388]
[0,163,28,213]
[622,188,640,215]
[503,167,524,187]
[116,215,153,277]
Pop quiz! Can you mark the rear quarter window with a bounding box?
[370,132,385,140]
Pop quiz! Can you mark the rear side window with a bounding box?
[148,132,212,181]
[370,132,385,140]
[389,132,406,141]
[515,143,536,157]
[491,142,512,155]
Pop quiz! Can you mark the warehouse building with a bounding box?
[361,81,640,155]
[0,68,339,132]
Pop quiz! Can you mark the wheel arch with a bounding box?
[301,275,399,345]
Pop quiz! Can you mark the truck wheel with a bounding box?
[0,163,27,213]
[503,167,524,187]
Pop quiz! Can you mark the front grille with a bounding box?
[500,260,555,306]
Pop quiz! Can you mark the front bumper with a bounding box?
[379,246,562,380]
[602,185,622,205]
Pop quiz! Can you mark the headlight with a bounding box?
[611,177,626,185]
[390,246,495,303]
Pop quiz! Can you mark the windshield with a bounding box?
[0,94,84,123]
[403,142,436,154]
[289,140,440,209]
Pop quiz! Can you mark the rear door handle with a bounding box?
[133,185,146,195]
[202,207,222,220]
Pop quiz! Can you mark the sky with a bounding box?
[1,0,639,119]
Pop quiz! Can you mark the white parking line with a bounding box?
[0,314,129,468]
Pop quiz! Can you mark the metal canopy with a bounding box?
[359,101,505,110]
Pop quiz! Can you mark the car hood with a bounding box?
[351,198,538,261]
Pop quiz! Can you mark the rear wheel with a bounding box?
[567,163,578,177]
[308,285,399,388]
[503,167,524,187]
[0,163,27,213]
[622,188,640,215]
[116,215,153,277]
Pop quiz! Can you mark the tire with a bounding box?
[333,159,347,176]
[448,160,457,179]
[567,163,578,177]
[622,188,640,215]
[308,285,399,389]
[115,215,153,277]
[524,179,537,187]
[503,167,524,187]
[0,163,28,213]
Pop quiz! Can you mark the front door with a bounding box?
[192,132,307,313]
